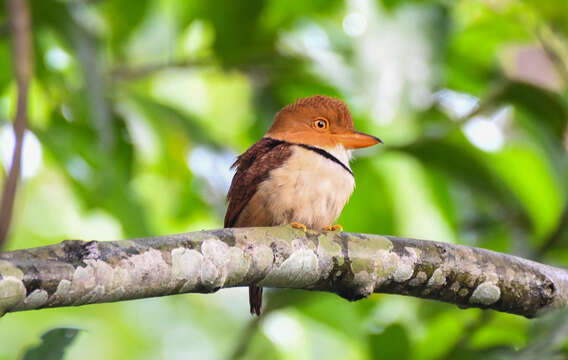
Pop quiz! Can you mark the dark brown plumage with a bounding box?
[224,138,293,228]
[224,138,293,315]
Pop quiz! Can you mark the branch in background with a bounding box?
[230,316,263,360]
[109,59,211,81]
[537,206,568,258]
[0,0,33,248]
[536,28,568,85]
[0,226,567,318]
[535,99,568,257]
[0,22,9,37]
[441,311,494,360]
[68,3,114,151]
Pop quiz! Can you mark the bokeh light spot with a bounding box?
[463,116,504,152]
[0,125,43,179]
[343,12,367,37]
[45,47,71,71]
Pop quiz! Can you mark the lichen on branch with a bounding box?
[1,226,567,318]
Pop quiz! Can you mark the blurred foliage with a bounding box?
[0,0,568,359]
[22,328,81,360]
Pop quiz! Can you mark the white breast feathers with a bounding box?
[256,144,355,229]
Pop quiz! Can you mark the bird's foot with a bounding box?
[324,224,343,232]
[290,222,307,232]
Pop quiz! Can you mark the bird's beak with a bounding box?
[335,129,383,149]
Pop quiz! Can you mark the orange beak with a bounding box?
[335,130,383,149]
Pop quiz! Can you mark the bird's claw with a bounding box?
[324,224,343,232]
[290,222,308,232]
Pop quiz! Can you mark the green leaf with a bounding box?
[238,328,282,360]
[264,289,375,342]
[489,143,565,240]
[260,0,342,29]
[187,0,274,65]
[37,112,151,237]
[338,158,395,236]
[518,307,568,359]
[445,5,531,94]
[474,308,568,360]
[22,328,81,360]
[369,324,410,360]
[398,136,527,224]
[127,91,221,148]
[480,81,568,141]
[0,41,12,89]
[101,0,151,53]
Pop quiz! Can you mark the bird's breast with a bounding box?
[255,145,355,229]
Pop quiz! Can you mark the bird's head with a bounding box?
[266,95,382,150]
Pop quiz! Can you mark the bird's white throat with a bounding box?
[325,144,352,169]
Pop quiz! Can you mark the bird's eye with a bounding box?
[313,117,329,130]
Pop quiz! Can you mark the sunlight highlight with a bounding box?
[0,125,43,179]
[186,146,236,205]
[262,312,305,349]
[463,116,504,152]
[434,89,479,119]
[45,47,71,71]
[343,12,367,37]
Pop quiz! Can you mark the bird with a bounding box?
[224,95,382,315]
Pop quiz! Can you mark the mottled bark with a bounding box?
[1,226,567,318]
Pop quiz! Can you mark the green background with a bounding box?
[1,0,568,358]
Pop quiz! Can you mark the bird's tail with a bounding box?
[249,285,263,316]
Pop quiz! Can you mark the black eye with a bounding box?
[314,117,328,129]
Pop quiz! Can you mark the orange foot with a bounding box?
[324,224,343,232]
[290,222,307,232]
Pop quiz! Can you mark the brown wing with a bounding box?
[224,138,292,228]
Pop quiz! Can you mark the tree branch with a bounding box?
[0,226,567,318]
[68,3,114,151]
[109,59,211,81]
[0,0,33,248]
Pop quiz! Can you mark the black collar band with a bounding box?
[263,137,353,177]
